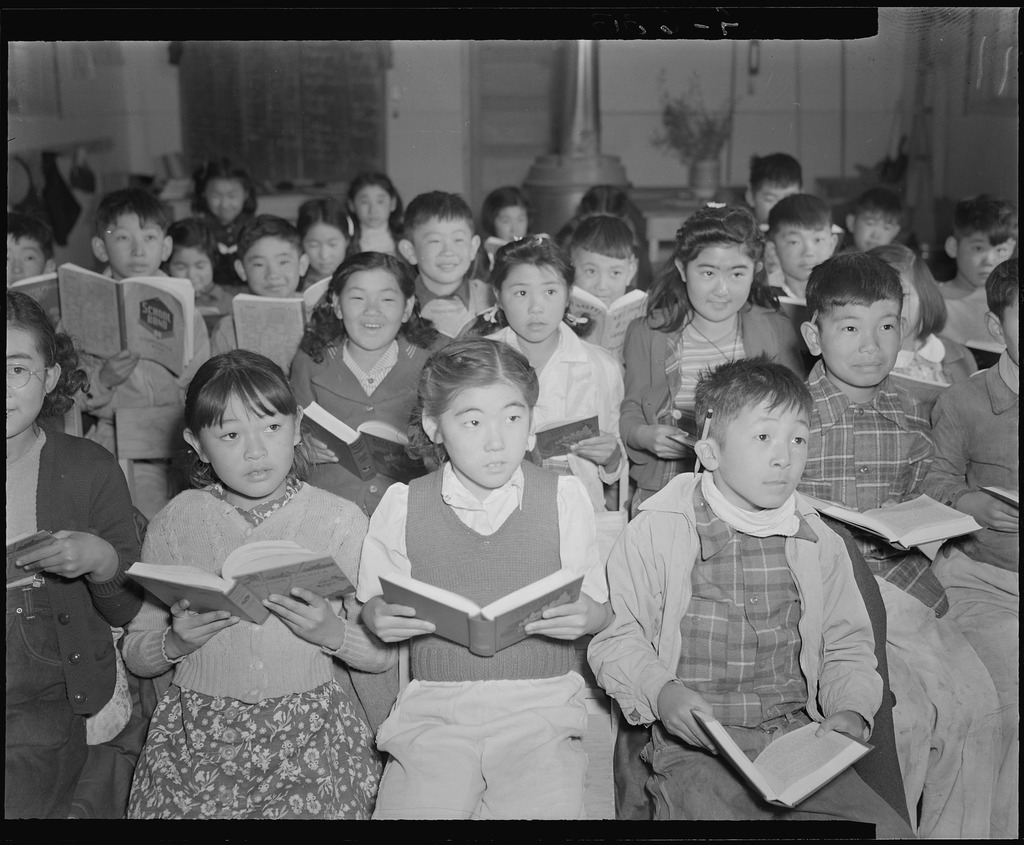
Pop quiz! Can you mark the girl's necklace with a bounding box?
[687,316,742,362]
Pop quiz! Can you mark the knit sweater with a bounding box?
[122,483,395,703]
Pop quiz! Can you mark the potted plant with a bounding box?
[652,71,735,199]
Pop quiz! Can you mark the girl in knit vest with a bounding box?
[358,338,612,819]
[6,291,143,818]
[123,350,395,819]
[290,251,441,516]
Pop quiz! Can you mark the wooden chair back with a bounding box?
[113,406,186,507]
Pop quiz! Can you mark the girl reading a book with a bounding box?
[6,291,143,818]
[291,252,442,516]
[122,349,395,819]
[357,338,611,819]
[621,205,804,516]
[468,235,625,513]
[297,197,354,294]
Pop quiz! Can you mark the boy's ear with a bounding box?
[91,236,110,265]
[234,258,247,282]
[292,406,304,447]
[828,230,839,256]
[945,235,959,259]
[160,235,173,264]
[764,240,778,266]
[43,257,56,273]
[527,410,537,453]
[470,233,481,259]
[183,428,208,463]
[744,185,755,208]
[845,213,856,234]
[986,311,1006,345]
[421,413,441,444]
[398,238,418,266]
[694,437,720,472]
[401,294,415,323]
[800,319,823,357]
[298,253,310,278]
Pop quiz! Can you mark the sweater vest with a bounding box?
[405,461,575,681]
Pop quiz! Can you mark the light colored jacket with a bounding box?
[588,473,882,729]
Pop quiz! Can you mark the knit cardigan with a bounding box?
[34,430,144,715]
[122,484,396,709]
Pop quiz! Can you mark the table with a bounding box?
[630,189,707,266]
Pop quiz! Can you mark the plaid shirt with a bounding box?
[676,489,816,728]
[800,361,948,615]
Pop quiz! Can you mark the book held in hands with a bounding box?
[379,569,584,657]
[231,294,309,374]
[981,486,1018,508]
[532,415,600,461]
[7,530,53,588]
[57,263,195,376]
[692,710,872,809]
[568,287,647,357]
[302,401,426,484]
[10,272,60,327]
[127,540,354,625]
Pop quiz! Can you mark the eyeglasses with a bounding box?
[6,364,47,390]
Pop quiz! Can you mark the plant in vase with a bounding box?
[652,71,735,199]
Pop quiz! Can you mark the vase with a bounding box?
[690,158,720,200]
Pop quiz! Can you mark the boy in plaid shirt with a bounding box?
[798,252,1002,838]
[589,357,912,836]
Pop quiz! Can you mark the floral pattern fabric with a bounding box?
[127,680,380,819]
[209,476,303,527]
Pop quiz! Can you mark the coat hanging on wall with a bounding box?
[9,156,46,219]
[41,151,81,246]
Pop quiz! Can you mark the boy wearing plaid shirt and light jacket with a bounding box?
[797,252,1002,839]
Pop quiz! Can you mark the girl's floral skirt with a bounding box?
[127,680,380,819]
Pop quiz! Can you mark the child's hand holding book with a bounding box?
[164,598,239,661]
[522,592,611,640]
[953,489,1019,533]
[98,348,142,389]
[360,594,437,643]
[656,679,718,753]
[264,586,348,650]
[816,709,869,742]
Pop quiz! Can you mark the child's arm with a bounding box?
[569,346,627,481]
[922,390,1018,532]
[288,351,339,465]
[174,311,211,389]
[656,679,717,752]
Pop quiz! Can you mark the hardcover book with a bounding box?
[532,415,600,461]
[231,294,308,374]
[568,287,647,357]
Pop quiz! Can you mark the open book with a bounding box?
[10,272,61,327]
[532,415,600,461]
[569,287,647,357]
[303,401,426,484]
[301,276,332,310]
[379,569,584,657]
[982,486,1019,507]
[127,540,354,625]
[693,711,872,809]
[231,294,310,374]
[7,530,53,588]
[57,263,195,376]
[801,493,981,552]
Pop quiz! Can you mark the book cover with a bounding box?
[379,569,584,657]
[10,272,60,327]
[357,419,426,484]
[7,530,53,587]
[57,263,195,376]
[981,486,1019,507]
[127,541,353,625]
[231,294,308,374]
[302,276,332,310]
[801,493,982,550]
[692,711,872,808]
[568,288,647,356]
[532,415,600,461]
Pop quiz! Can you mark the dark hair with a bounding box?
[6,291,89,417]
[695,354,813,447]
[952,194,1018,245]
[766,194,832,238]
[986,257,1019,319]
[480,186,531,239]
[190,158,259,219]
[167,216,218,263]
[94,188,172,237]
[748,153,803,193]
[299,251,439,363]
[577,185,631,219]
[868,243,945,340]
[297,196,355,241]
[645,205,775,334]
[183,349,311,488]
[853,186,903,221]
[402,191,476,240]
[407,338,539,466]
[7,211,55,259]
[236,214,302,261]
[566,215,638,263]
[346,172,404,249]
[805,252,903,321]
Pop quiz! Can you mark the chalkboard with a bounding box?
[179,41,389,184]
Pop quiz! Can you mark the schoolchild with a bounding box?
[358,338,611,819]
[166,216,237,331]
[346,171,404,257]
[764,193,839,300]
[296,196,354,292]
[190,158,259,287]
[7,210,56,285]
[845,187,903,254]
[477,185,532,271]
[122,349,395,819]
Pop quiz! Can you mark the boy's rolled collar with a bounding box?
[807,360,910,432]
[414,274,470,308]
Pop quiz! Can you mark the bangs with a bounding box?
[187,357,297,433]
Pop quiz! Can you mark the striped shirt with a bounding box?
[341,339,399,396]
[800,361,948,615]
[677,488,814,727]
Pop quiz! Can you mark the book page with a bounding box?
[232,295,307,373]
[865,495,979,546]
[753,723,869,806]
[484,572,583,652]
[58,264,123,358]
[120,277,194,376]
[302,276,331,310]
